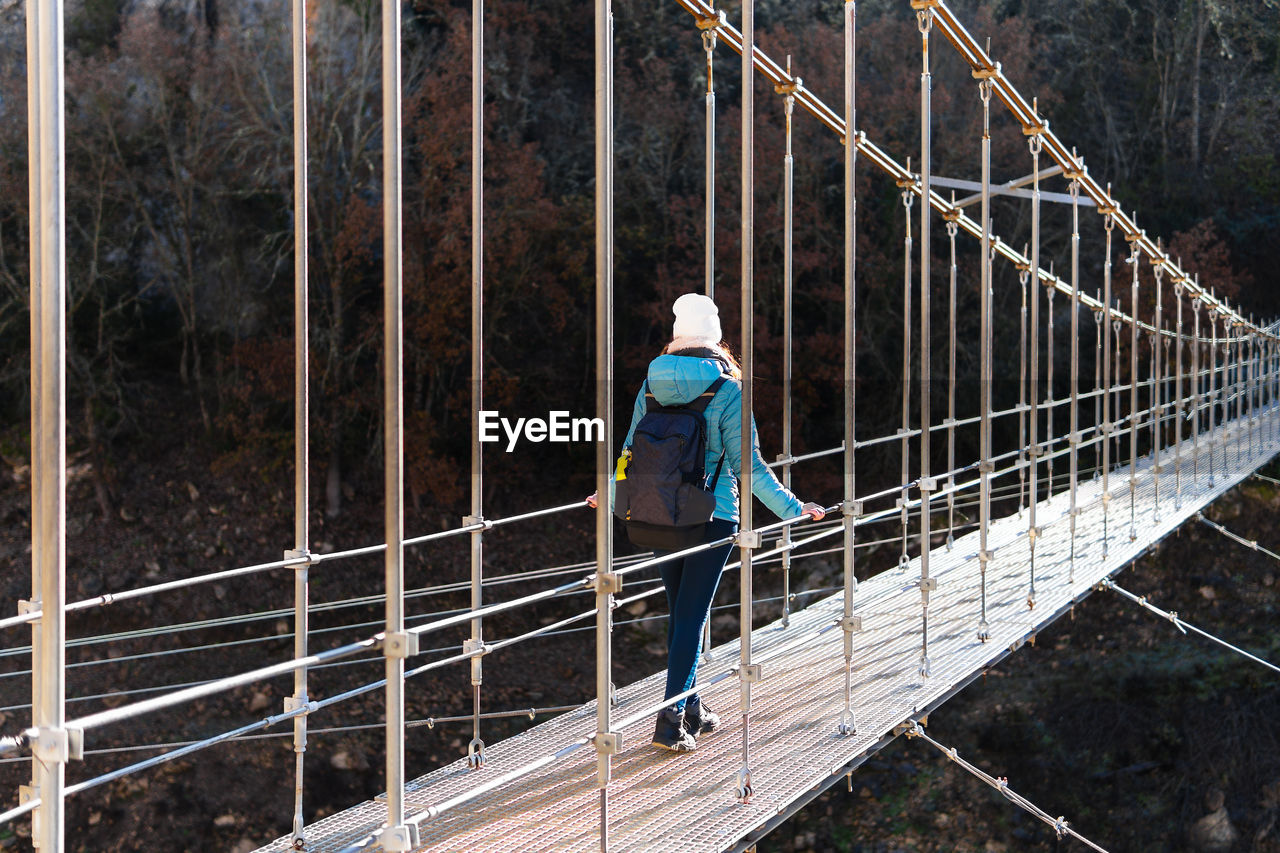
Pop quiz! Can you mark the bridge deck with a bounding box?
[258,417,1277,853]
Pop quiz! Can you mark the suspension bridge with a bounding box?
[8,0,1280,850]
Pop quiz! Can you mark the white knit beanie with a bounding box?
[671,293,722,343]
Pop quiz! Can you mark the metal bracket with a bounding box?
[592,573,623,596]
[593,731,622,755]
[978,549,993,563]
[17,599,37,616]
[696,10,727,30]
[1028,446,1044,457]
[839,615,863,633]
[283,548,312,567]
[841,500,862,517]
[739,664,763,683]
[378,824,421,852]
[1099,422,1113,435]
[462,638,488,658]
[32,726,80,763]
[918,577,938,592]
[735,530,763,550]
[1028,527,1041,543]
[283,695,310,715]
[894,715,928,737]
[384,632,419,659]
[462,515,492,530]
[774,76,802,96]
[919,477,937,492]
[971,62,1000,80]
[1068,431,1083,446]
[978,461,994,474]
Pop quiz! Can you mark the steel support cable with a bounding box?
[905,722,1110,852]
[1101,579,1280,676]
[1,519,855,684]
[0,502,589,636]
[1197,513,1280,569]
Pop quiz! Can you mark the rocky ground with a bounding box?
[0,399,1277,852]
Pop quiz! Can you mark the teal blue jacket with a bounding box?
[619,353,804,524]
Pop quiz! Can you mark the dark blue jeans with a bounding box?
[659,518,738,712]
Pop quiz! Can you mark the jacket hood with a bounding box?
[646,354,727,406]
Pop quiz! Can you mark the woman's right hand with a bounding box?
[801,502,826,521]
[586,491,599,509]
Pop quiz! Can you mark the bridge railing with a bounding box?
[9,0,1279,849]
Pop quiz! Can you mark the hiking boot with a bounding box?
[652,708,697,752]
[685,697,719,736]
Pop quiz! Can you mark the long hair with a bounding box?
[662,339,743,380]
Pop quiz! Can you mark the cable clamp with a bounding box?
[1028,527,1040,543]
[739,664,763,683]
[735,531,763,550]
[17,599,37,617]
[1067,431,1083,446]
[971,62,1000,80]
[378,824,421,852]
[978,461,994,474]
[1099,422,1113,435]
[283,695,310,715]
[839,615,863,633]
[591,573,622,596]
[978,549,993,563]
[841,500,862,518]
[1053,817,1070,839]
[918,577,938,593]
[463,638,488,657]
[592,731,622,755]
[32,726,81,763]
[696,10,727,30]
[774,76,802,96]
[284,548,313,568]
[462,515,492,530]
[919,477,937,492]
[1028,446,1044,457]
[384,632,419,659]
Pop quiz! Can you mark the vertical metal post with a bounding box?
[701,22,718,298]
[777,64,797,629]
[898,178,913,573]
[1018,261,1028,516]
[1127,237,1140,542]
[1045,269,1055,495]
[1152,259,1164,521]
[1066,170,1081,576]
[837,0,859,738]
[914,5,933,679]
[736,0,756,804]
[379,0,412,845]
[1192,293,1201,481]
[1100,211,1114,557]
[1093,293,1102,482]
[1173,283,1184,508]
[1208,307,1218,487]
[1025,127,1042,606]
[288,0,311,835]
[593,0,616,844]
[27,0,68,843]
[1113,300,1123,475]
[945,211,957,549]
[466,0,487,773]
[975,73,993,641]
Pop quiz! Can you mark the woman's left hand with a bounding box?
[800,502,826,521]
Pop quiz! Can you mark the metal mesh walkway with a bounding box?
[256,417,1276,852]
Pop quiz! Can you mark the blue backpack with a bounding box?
[614,373,728,550]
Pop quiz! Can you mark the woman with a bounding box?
[589,292,825,752]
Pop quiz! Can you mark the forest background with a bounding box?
[0,0,1278,849]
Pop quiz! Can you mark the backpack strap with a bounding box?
[645,374,728,413]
